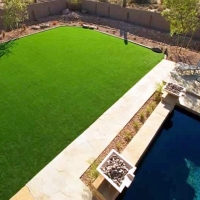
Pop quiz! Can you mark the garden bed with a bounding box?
[81,92,161,187]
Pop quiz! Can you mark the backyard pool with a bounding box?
[118,107,200,200]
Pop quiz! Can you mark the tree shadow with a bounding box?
[0,40,15,58]
[118,107,200,200]
[120,29,128,45]
[175,54,193,65]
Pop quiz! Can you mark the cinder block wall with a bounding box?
[28,0,66,21]
[0,0,66,30]
[82,1,200,40]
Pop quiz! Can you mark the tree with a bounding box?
[162,0,199,52]
[3,0,29,30]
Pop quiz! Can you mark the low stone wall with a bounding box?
[82,1,200,40]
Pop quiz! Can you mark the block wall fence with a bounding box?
[0,0,200,40]
[82,1,200,40]
[0,0,66,29]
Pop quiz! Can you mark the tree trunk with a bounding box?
[176,34,180,53]
[186,32,194,50]
[122,0,126,7]
[179,33,187,54]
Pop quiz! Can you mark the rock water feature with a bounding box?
[163,82,185,97]
[97,149,136,192]
[101,155,129,187]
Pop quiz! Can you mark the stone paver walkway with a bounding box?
[12,59,175,200]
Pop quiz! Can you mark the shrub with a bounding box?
[139,112,145,122]
[150,102,156,110]
[125,132,132,142]
[145,106,152,117]
[87,159,99,181]
[133,121,140,131]
[116,142,122,151]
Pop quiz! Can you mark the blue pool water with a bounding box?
[118,107,200,200]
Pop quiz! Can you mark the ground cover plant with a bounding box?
[0,27,163,199]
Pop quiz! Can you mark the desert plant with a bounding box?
[139,112,145,122]
[2,30,5,38]
[116,142,122,151]
[133,121,140,131]
[156,81,165,93]
[124,132,132,142]
[145,106,152,117]
[150,102,157,110]
[155,81,165,102]
[3,0,29,30]
[154,92,162,102]
[87,159,99,181]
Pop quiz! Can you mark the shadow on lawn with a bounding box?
[120,29,128,45]
[0,40,15,58]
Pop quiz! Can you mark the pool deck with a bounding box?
[169,69,200,115]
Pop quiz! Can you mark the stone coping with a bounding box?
[122,95,178,167]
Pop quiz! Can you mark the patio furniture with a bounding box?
[176,62,200,76]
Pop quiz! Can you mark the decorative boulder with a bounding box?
[62,8,70,15]
[82,24,89,28]
[31,25,40,30]
[151,47,162,53]
[40,23,50,29]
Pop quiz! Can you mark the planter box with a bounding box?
[97,149,136,193]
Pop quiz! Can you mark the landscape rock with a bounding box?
[31,25,40,30]
[101,155,129,187]
[62,8,70,15]
[151,47,162,53]
[40,23,50,29]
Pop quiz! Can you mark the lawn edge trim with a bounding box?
[95,29,152,50]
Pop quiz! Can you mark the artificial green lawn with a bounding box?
[0,27,163,199]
